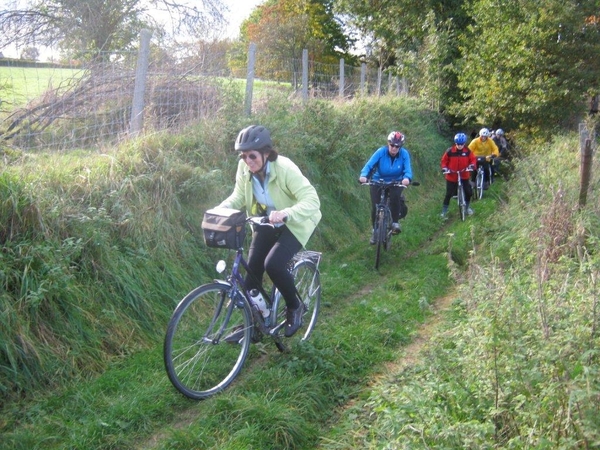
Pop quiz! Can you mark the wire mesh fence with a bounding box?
[1,39,407,153]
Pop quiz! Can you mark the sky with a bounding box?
[222,0,265,38]
[0,0,266,59]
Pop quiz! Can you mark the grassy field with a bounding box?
[0,65,82,111]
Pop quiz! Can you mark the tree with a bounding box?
[334,0,467,112]
[454,0,600,134]
[0,0,226,60]
[19,46,39,61]
[232,0,354,81]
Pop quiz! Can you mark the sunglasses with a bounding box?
[239,152,259,161]
[389,144,400,148]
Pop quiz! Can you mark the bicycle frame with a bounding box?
[220,248,285,336]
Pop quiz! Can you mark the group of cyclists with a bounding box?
[211,124,509,334]
[356,127,511,239]
[441,127,510,219]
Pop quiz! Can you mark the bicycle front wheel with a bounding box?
[374,209,386,269]
[476,169,484,200]
[164,283,252,399]
[457,183,467,221]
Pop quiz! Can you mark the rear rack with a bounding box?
[292,250,322,267]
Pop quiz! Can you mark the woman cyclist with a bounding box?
[218,125,321,337]
[358,131,413,244]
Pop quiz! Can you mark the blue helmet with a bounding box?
[454,133,467,145]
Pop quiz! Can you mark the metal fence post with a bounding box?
[129,29,152,137]
[245,43,256,116]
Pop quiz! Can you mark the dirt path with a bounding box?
[377,291,453,379]
[328,290,455,422]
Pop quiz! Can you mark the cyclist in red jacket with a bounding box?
[440,133,477,218]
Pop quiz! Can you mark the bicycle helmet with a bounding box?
[479,128,491,137]
[235,125,272,151]
[387,131,405,147]
[454,133,467,145]
[496,128,505,136]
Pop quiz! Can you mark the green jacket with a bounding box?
[219,156,321,247]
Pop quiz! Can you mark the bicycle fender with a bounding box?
[212,279,232,288]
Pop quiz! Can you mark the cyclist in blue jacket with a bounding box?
[359,131,413,244]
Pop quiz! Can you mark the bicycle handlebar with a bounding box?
[360,180,420,187]
[247,215,287,227]
[443,167,473,175]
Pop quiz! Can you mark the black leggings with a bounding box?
[370,185,407,226]
[245,225,302,309]
[443,179,473,206]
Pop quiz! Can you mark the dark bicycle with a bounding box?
[163,216,322,400]
[362,180,417,269]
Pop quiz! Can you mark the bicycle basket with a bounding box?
[202,207,247,249]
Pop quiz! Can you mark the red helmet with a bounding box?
[387,131,405,147]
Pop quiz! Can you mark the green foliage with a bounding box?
[455,0,600,134]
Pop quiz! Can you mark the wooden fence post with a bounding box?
[244,43,256,116]
[302,49,308,103]
[578,134,593,208]
[129,29,152,137]
[339,58,345,98]
[360,63,366,96]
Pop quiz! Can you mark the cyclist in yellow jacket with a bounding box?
[468,128,499,189]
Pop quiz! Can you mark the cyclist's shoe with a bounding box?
[391,222,401,234]
[467,207,474,216]
[284,302,306,337]
[440,213,448,220]
[223,325,245,344]
[369,229,376,245]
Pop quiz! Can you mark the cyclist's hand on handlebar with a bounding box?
[359,176,367,184]
[442,168,450,175]
[269,210,288,224]
[401,178,410,186]
[467,164,475,171]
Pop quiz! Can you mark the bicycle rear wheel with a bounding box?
[457,183,467,221]
[272,259,321,350]
[476,168,484,200]
[164,283,252,399]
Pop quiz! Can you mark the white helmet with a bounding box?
[479,128,490,137]
[496,128,505,136]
